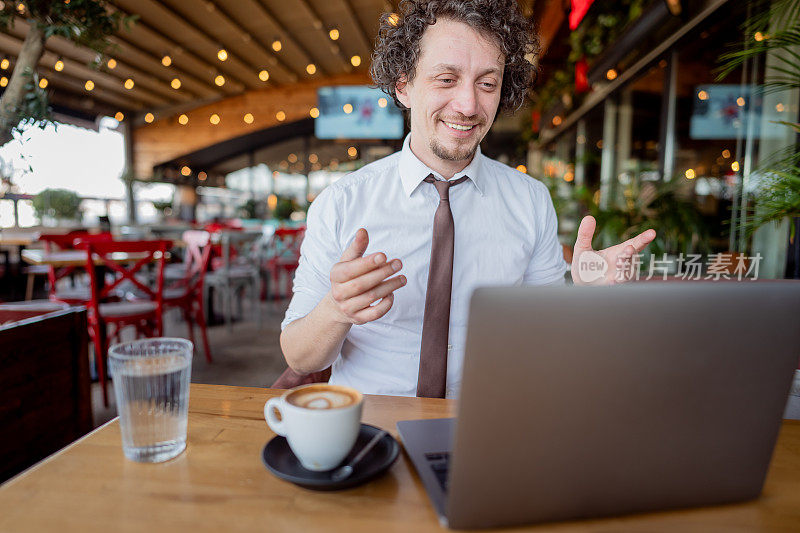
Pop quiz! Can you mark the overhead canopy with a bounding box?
[0,0,551,181]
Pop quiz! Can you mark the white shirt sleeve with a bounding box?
[523,182,568,286]
[281,186,343,330]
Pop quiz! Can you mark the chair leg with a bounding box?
[184,307,196,348]
[25,273,35,301]
[253,274,261,327]
[226,279,233,333]
[195,303,213,363]
[90,323,109,407]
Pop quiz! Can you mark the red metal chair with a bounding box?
[264,227,305,300]
[38,231,112,304]
[163,231,213,363]
[81,239,171,406]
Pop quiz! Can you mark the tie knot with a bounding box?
[424,174,469,201]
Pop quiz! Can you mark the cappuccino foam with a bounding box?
[286,385,360,410]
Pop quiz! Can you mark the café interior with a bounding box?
[1,0,799,530]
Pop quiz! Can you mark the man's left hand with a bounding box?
[571,215,656,285]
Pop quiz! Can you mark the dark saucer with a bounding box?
[262,424,400,491]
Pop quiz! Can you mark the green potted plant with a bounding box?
[272,195,298,222]
[32,188,82,224]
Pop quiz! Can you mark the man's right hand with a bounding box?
[328,228,406,325]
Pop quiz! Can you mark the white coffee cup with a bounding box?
[264,383,363,471]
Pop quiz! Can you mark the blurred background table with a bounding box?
[1,384,800,532]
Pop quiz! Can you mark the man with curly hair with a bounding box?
[279,0,655,398]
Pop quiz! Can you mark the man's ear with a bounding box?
[395,75,411,109]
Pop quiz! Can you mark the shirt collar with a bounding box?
[398,134,485,197]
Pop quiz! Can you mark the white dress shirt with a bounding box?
[282,135,566,398]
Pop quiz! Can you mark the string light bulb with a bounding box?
[107,58,117,69]
[178,114,188,125]
[276,110,286,121]
[343,103,353,114]
[329,28,339,40]
[38,78,48,89]
[124,78,134,89]
[348,146,358,158]
[243,113,254,124]
[0,58,8,70]
[217,48,228,61]
[306,63,316,75]
[162,55,172,67]
[309,107,319,118]
[210,113,220,125]
[259,70,269,82]
[387,13,400,26]
[272,39,282,52]
[606,69,618,81]
[0,77,7,87]
[378,97,388,108]
[214,74,225,86]
[85,80,95,91]
[144,112,154,123]
[54,59,65,72]
[181,166,191,176]
[171,78,181,89]
[114,112,124,121]
[350,55,361,67]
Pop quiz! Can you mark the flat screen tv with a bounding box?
[315,86,404,139]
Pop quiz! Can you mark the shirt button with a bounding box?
[447,344,453,350]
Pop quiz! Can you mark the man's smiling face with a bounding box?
[396,18,505,176]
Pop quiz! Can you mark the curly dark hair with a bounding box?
[370,0,539,114]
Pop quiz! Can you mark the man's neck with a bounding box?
[408,133,474,180]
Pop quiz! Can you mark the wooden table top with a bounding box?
[21,249,165,267]
[2,384,799,532]
[0,236,37,246]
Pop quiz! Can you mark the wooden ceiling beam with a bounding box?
[38,64,144,112]
[250,0,332,78]
[107,34,225,100]
[293,0,352,72]
[339,0,376,55]
[202,0,302,83]
[7,16,205,104]
[108,1,250,93]
[0,34,162,109]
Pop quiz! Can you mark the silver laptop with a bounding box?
[397,283,800,529]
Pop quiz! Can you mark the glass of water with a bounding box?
[109,338,193,463]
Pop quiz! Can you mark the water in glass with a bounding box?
[109,338,192,463]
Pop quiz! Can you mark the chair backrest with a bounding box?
[39,231,89,252]
[171,231,212,297]
[40,232,112,299]
[266,227,305,263]
[80,239,171,311]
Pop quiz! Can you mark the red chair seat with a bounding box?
[98,300,158,318]
[53,286,92,302]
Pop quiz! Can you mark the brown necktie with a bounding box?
[417,174,469,398]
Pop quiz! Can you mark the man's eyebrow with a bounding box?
[430,63,502,77]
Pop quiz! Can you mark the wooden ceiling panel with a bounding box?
[258,0,339,78]
[110,0,252,92]
[161,0,300,84]
[0,33,160,109]
[214,0,312,82]
[105,36,224,101]
[292,0,352,72]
